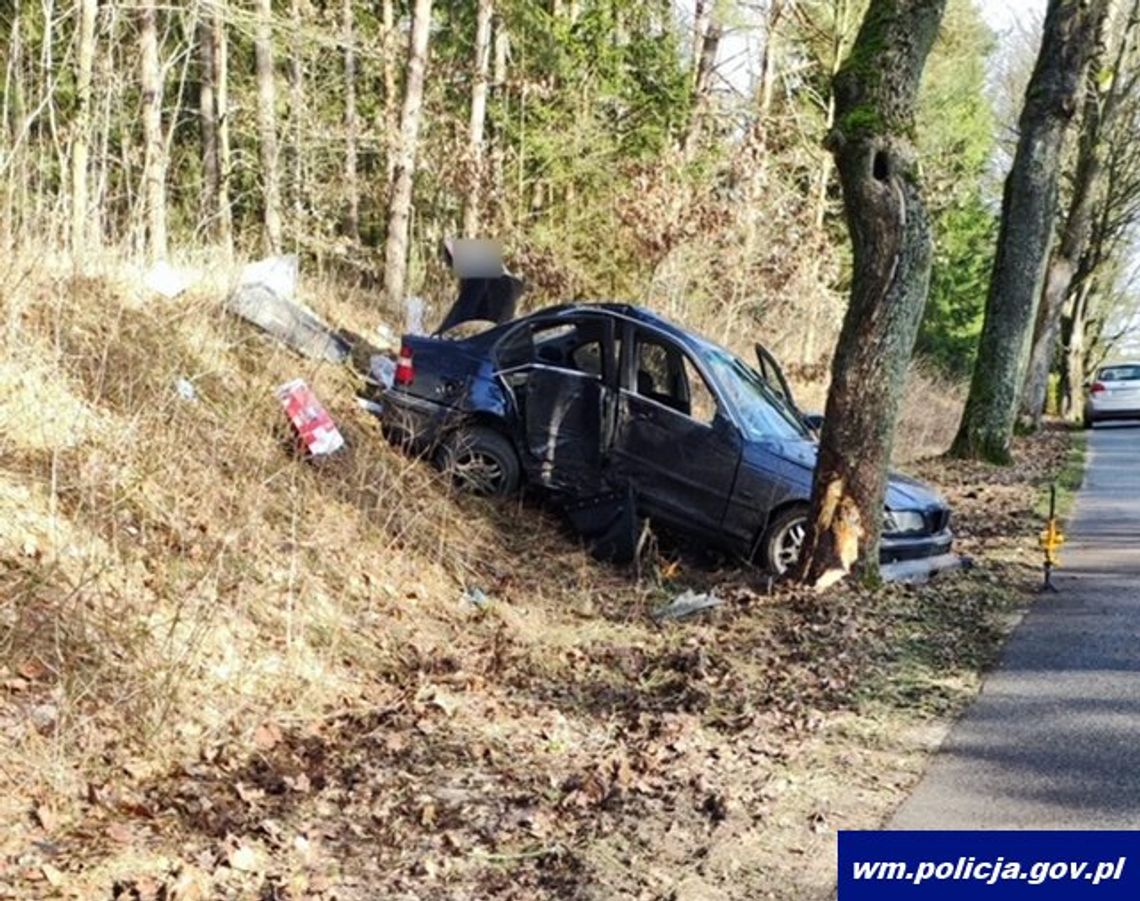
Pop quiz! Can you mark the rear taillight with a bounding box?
[1091,381,1106,395]
[395,345,415,386]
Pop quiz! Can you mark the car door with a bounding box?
[754,343,801,415]
[609,324,742,534]
[494,313,618,493]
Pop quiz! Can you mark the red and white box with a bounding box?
[275,378,345,456]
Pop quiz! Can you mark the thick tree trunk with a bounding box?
[70,0,97,259]
[795,0,947,590]
[213,3,233,256]
[343,0,359,240]
[383,0,434,306]
[1020,0,1137,427]
[951,0,1110,463]
[1063,279,1094,420]
[140,1,167,261]
[682,8,722,155]
[462,0,494,237]
[254,0,283,253]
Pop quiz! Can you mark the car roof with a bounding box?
[510,302,717,353]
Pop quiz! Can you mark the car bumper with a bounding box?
[359,386,451,449]
[1085,403,1140,422]
[881,528,953,563]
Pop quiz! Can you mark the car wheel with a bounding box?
[438,426,521,496]
[760,505,810,576]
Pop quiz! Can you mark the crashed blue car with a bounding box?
[367,287,952,574]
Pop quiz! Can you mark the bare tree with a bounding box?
[795,0,947,589]
[213,1,234,255]
[290,0,305,228]
[140,0,167,260]
[70,0,97,259]
[383,0,434,306]
[254,0,284,253]
[952,0,1110,462]
[198,15,220,241]
[342,0,359,240]
[1020,0,1140,427]
[462,0,494,237]
[381,0,398,186]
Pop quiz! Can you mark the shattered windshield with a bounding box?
[701,348,809,442]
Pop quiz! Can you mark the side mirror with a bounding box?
[802,413,825,432]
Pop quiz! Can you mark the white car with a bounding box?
[1085,361,1140,427]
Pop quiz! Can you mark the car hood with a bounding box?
[766,438,946,511]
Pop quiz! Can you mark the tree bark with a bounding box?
[1020,0,1138,427]
[254,0,283,253]
[383,0,434,306]
[290,0,305,229]
[343,0,359,240]
[140,0,167,261]
[198,16,220,240]
[213,3,234,256]
[462,0,494,237]
[951,0,1110,463]
[381,0,398,186]
[795,0,947,590]
[70,0,97,259]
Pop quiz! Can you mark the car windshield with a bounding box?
[700,347,809,441]
[1097,365,1140,382]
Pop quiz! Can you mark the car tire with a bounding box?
[437,426,521,497]
[759,505,810,576]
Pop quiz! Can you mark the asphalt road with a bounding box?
[893,423,1140,828]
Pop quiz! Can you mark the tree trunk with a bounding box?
[795,0,947,590]
[682,9,721,155]
[343,0,359,240]
[198,16,220,240]
[381,0,398,186]
[290,0,305,229]
[70,0,97,259]
[462,0,494,237]
[213,3,233,256]
[254,0,283,253]
[1020,0,1138,427]
[140,0,167,261]
[951,0,1110,463]
[383,0,434,306]
[1063,278,1094,420]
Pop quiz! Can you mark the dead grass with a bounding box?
[0,254,1075,900]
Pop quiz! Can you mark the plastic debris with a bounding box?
[652,589,725,622]
[224,255,351,364]
[375,322,399,350]
[174,377,198,402]
[144,261,198,299]
[369,354,397,389]
[459,587,491,613]
[275,378,345,456]
[405,297,426,336]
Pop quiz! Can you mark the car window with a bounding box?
[632,332,719,425]
[1097,365,1140,382]
[701,347,807,441]
[683,355,718,425]
[496,321,579,371]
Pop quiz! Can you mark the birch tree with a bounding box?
[254,0,283,252]
[70,0,97,258]
[140,0,167,260]
[383,0,434,306]
[462,0,494,237]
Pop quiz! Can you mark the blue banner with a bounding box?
[839,832,1140,899]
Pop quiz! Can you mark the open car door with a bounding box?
[496,313,619,495]
[754,343,822,432]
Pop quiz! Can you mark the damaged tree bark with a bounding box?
[795,0,947,590]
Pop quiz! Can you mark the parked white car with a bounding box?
[1085,361,1140,427]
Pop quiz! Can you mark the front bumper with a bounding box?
[881,527,953,563]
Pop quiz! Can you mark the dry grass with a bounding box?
[0,253,1071,900]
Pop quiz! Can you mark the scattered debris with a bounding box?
[369,354,397,389]
[880,553,971,584]
[144,261,199,299]
[375,322,399,350]
[652,589,726,622]
[275,379,345,457]
[174,377,198,402]
[460,587,491,613]
[224,255,351,363]
[404,297,427,336]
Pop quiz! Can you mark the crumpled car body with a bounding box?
[364,300,953,573]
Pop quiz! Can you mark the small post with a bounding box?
[1038,483,1064,592]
